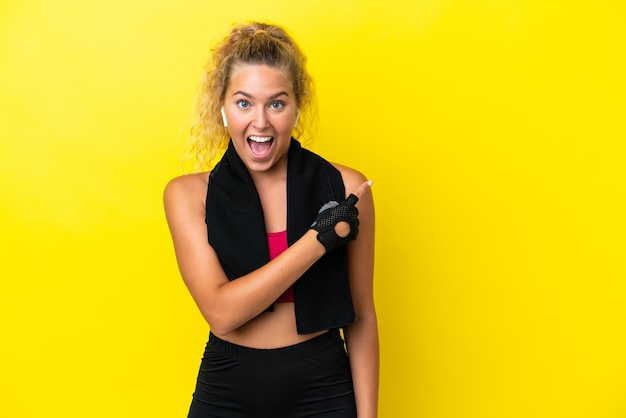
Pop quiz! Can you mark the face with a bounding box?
[223,64,298,174]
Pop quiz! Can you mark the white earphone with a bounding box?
[221,106,228,127]
[294,109,300,128]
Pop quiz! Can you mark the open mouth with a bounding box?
[248,135,274,157]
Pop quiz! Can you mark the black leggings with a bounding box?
[188,329,356,418]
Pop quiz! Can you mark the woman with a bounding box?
[164,22,378,417]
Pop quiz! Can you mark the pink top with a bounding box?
[267,230,294,303]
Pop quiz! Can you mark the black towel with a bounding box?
[206,138,355,334]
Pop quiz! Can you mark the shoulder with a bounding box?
[331,162,368,195]
[163,172,210,214]
[331,162,374,216]
[165,171,209,193]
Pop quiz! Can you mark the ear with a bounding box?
[221,106,228,127]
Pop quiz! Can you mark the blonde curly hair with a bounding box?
[182,22,316,173]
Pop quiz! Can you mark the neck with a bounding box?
[247,157,288,187]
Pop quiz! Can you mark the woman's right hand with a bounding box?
[310,180,372,252]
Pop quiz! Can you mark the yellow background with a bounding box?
[1,1,625,417]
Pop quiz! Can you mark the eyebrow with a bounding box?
[231,91,290,100]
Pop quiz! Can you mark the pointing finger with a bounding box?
[351,180,373,199]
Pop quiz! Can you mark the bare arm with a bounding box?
[163,173,371,337]
[163,173,326,336]
[337,165,379,418]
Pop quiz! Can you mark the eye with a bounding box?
[236,99,250,109]
[270,101,283,110]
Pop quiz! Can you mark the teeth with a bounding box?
[249,136,272,143]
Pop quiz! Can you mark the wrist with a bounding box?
[305,229,327,257]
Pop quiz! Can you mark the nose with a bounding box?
[252,107,269,129]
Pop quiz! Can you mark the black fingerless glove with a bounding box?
[310,194,360,252]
